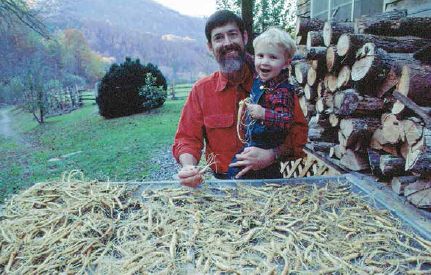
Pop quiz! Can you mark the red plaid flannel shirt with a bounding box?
[258,73,294,130]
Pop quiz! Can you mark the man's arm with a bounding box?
[172,86,205,187]
[276,93,308,160]
[177,153,203,188]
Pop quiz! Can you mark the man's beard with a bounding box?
[217,44,245,73]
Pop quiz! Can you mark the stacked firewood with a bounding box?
[292,10,431,209]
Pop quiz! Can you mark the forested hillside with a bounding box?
[36,0,217,82]
[0,12,109,104]
[0,0,218,105]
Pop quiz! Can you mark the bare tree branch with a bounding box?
[0,0,49,39]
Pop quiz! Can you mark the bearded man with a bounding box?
[172,10,307,187]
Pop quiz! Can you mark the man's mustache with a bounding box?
[219,44,243,57]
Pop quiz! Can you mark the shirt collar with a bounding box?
[215,64,252,93]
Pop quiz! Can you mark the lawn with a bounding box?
[0,95,187,203]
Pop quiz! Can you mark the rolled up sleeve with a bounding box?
[172,86,204,164]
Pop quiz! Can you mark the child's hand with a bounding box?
[246,103,265,120]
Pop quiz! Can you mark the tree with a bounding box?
[216,0,297,36]
[0,0,49,38]
[23,71,48,124]
[242,0,254,53]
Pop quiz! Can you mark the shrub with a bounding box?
[96,57,167,118]
[139,73,167,110]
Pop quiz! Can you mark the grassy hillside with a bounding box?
[0,96,187,203]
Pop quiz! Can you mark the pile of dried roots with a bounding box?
[0,171,430,274]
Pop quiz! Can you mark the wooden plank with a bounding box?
[304,146,345,174]
[316,165,328,176]
[285,159,303,178]
[300,158,316,177]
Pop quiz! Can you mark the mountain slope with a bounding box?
[38,0,217,82]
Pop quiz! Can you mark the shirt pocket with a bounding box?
[203,114,235,153]
[204,114,234,129]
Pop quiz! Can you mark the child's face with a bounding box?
[254,42,290,82]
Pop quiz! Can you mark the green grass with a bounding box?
[0,94,187,203]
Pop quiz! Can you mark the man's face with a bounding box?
[207,22,248,73]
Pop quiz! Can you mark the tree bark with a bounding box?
[413,44,431,65]
[308,141,336,153]
[339,117,380,149]
[333,89,385,117]
[354,9,408,34]
[406,128,431,176]
[308,125,338,143]
[376,53,419,98]
[306,46,327,60]
[354,9,407,33]
[296,17,325,42]
[340,149,369,171]
[356,16,431,39]
[241,0,254,54]
[304,84,317,101]
[294,61,310,85]
[323,21,354,47]
[337,33,430,58]
[379,154,406,177]
[351,43,393,95]
[392,91,431,129]
[306,31,324,49]
[307,47,327,76]
[367,148,383,177]
[397,64,431,106]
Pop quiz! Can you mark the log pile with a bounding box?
[293,10,431,210]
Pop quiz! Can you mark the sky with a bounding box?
[153,0,217,17]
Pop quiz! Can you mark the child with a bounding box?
[228,27,296,179]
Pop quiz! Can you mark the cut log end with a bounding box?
[351,56,374,82]
[336,33,350,57]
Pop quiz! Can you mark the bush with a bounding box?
[139,73,167,110]
[96,57,167,118]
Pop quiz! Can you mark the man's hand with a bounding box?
[178,165,203,188]
[228,146,275,178]
[246,103,265,120]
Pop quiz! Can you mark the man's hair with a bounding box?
[205,10,245,43]
[253,27,296,58]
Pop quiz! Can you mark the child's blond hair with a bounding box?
[253,27,296,59]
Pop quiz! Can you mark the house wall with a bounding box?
[296,0,431,18]
[384,0,431,17]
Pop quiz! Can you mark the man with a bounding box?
[172,10,307,187]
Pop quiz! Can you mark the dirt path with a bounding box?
[0,107,25,144]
